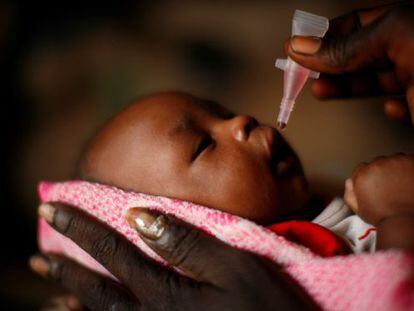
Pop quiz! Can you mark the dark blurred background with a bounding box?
[1,1,412,309]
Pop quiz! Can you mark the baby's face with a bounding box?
[81,92,308,224]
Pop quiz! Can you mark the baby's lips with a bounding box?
[276,157,295,177]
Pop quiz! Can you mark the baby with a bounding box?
[77,91,414,255]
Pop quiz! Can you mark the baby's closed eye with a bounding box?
[193,135,215,161]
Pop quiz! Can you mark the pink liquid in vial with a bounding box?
[277,60,310,130]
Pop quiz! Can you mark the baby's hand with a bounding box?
[344,153,414,226]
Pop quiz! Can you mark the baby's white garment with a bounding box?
[313,198,376,253]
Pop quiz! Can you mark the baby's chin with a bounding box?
[278,174,310,219]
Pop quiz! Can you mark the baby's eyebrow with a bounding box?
[199,100,234,119]
[168,115,196,138]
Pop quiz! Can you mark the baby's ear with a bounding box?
[344,178,359,213]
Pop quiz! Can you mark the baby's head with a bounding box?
[79,92,309,224]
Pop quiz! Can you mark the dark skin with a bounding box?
[80,91,310,224]
[30,92,319,310]
[31,3,414,310]
[285,2,414,252]
[344,153,414,252]
[32,204,318,310]
[285,2,414,123]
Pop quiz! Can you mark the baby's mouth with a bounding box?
[258,126,299,178]
[275,156,297,177]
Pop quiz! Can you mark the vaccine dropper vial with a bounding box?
[275,10,329,130]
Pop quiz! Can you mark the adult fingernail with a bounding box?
[29,255,50,277]
[291,36,321,55]
[38,203,56,223]
[126,207,167,240]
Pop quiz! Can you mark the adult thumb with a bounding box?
[285,22,389,75]
[126,207,253,286]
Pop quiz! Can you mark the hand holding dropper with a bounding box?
[275,10,329,130]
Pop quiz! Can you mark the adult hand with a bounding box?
[286,2,414,123]
[30,203,317,311]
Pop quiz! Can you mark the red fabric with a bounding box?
[268,221,351,257]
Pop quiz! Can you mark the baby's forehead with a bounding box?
[139,92,229,115]
[123,92,233,132]
[79,93,194,179]
[78,92,235,185]
[93,92,233,147]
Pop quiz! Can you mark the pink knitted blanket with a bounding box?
[38,181,414,311]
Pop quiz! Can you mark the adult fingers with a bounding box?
[126,207,266,287]
[29,255,137,311]
[39,203,178,302]
[311,71,412,123]
[326,4,395,36]
[311,70,403,100]
[286,25,388,75]
[284,5,404,75]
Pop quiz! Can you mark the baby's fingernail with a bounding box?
[29,255,50,277]
[291,36,321,55]
[38,203,56,223]
[126,207,167,240]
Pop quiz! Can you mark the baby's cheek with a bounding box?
[198,153,279,222]
[276,173,309,218]
[233,165,282,222]
[229,178,281,223]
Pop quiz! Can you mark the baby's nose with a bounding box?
[230,115,259,142]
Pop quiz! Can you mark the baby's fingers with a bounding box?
[344,178,358,213]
